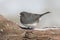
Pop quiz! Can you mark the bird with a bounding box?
[20,11,50,30]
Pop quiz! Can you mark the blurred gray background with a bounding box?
[0,0,60,28]
[0,0,47,24]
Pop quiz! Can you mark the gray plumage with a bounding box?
[20,11,50,29]
[20,11,50,24]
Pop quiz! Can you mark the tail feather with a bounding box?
[40,11,50,17]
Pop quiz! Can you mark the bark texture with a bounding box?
[0,15,60,40]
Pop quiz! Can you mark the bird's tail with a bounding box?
[40,11,50,17]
